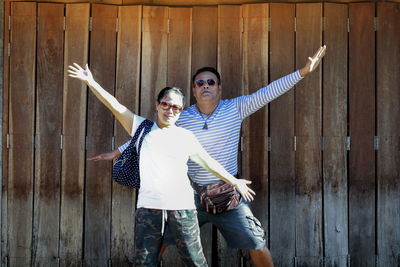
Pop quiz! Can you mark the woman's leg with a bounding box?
[134,208,164,266]
[167,210,208,267]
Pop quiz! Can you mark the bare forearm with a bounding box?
[85,79,133,133]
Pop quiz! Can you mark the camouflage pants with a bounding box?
[134,208,207,267]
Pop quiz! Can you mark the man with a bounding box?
[91,46,326,266]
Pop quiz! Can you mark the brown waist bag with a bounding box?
[196,182,241,214]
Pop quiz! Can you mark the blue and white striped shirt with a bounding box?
[119,70,303,185]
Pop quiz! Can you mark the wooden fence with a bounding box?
[1,1,400,266]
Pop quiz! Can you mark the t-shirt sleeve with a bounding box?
[118,114,146,153]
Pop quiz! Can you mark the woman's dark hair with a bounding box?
[192,67,221,85]
[157,87,185,107]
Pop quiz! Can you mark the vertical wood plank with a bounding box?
[376,3,400,267]
[60,4,89,267]
[269,4,296,266]
[34,3,64,266]
[1,1,11,265]
[241,4,269,265]
[348,3,376,266]
[8,3,36,266]
[323,3,349,266]
[141,6,168,119]
[295,3,323,266]
[191,6,217,105]
[218,5,242,100]
[217,5,242,266]
[85,4,117,266]
[167,7,192,98]
[111,5,141,267]
[161,7,193,266]
[190,7,217,263]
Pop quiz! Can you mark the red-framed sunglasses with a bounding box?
[159,101,183,113]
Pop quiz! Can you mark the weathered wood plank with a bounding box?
[295,3,323,266]
[60,4,89,267]
[322,3,348,267]
[189,6,217,263]
[111,5,141,267]
[141,6,168,119]
[8,3,36,266]
[1,1,10,265]
[33,3,64,266]
[85,4,117,266]
[216,5,242,266]
[376,2,400,267]
[167,7,192,98]
[161,8,192,266]
[190,6,217,104]
[269,4,296,266]
[348,3,376,266]
[218,5,242,100]
[241,4,269,265]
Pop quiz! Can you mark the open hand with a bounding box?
[234,179,256,202]
[68,63,94,83]
[299,45,326,77]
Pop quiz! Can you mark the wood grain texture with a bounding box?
[269,4,296,266]
[295,3,323,265]
[8,3,36,266]
[141,6,168,119]
[349,3,376,266]
[189,6,217,263]
[241,0,269,248]
[161,8,193,266]
[216,5,242,266]
[60,4,89,267]
[167,7,192,98]
[110,5,142,267]
[190,6,217,105]
[8,0,400,4]
[376,2,400,267]
[322,3,348,267]
[1,1,10,265]
[85,4,117,266]
[218,5,242,100]
[33,3,64,266]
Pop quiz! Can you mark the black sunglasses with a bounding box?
[195,79,216,87]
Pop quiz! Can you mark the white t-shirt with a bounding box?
[131,115,204,210]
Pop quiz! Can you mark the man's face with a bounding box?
[192,71,222,102]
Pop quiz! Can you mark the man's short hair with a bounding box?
[192,67,221,86]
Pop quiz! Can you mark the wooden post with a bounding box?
[60,4,89,267]
[85,4,117,266]
[269,4,296,266]
[241,3,269,265]
[377,2,400,267]
[111,5,142,267]
[349,3,376,266]
[322,3,349,266]
[295,3,323,265]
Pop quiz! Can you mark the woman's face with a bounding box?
[155,92,183,128]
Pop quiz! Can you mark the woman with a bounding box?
[68,64,255,266]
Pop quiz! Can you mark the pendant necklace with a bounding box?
[196,103,219,130]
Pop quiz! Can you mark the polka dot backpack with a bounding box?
[112,119,154,188]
